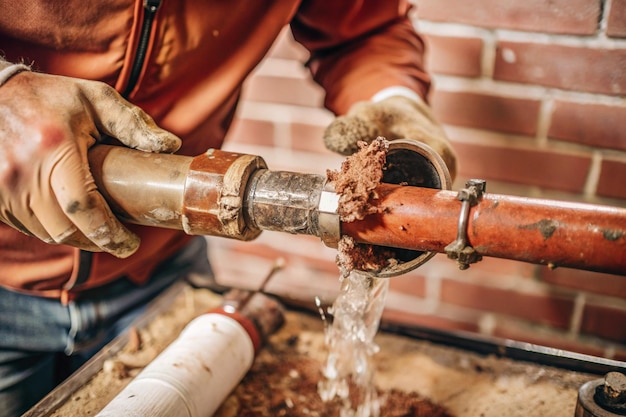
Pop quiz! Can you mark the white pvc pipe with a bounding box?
[96,313,255,417]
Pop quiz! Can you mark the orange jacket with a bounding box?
[0,0,430,299]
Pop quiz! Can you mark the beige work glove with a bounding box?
[323,95,457,180]
[0,64,181,258]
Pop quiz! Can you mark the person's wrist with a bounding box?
[0,60,31,87]
[371,86,425,105]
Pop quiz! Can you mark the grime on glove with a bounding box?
[0,67,181,258]
[323,94,457,181]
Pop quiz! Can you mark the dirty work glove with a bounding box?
[0,63,182,258]
[323,94,457,180]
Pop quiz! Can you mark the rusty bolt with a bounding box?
[595,371,626,413]
[603,372,626,402]
[467,179,487,194]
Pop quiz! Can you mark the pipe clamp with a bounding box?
[445,179,486,270]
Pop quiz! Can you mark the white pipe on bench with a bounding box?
[96,312,255,417]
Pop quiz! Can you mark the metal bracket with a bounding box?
[317,184,341,249]
[444,179,486,270]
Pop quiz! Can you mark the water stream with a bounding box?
[317,271,390,417]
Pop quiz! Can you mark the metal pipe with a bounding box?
[342,183,626,275]
[89,145,266,240]
[89,145,626,276]
[89,145,191,230]
[245,169,326,236]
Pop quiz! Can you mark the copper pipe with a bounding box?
[342,183,626,275]
[89,145,266,240]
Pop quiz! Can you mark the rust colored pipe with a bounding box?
[342,183,626,275]
[89,145,626,276]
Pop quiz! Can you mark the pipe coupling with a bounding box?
[183,149,267,240]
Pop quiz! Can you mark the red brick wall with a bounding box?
[211,1,626,362]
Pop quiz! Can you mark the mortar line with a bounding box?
[418,18,626,48]
[583,151,603,197]
[478,313,497,336]
[569,292,586,338]
[604,345,616,360]
[599,0,611,36]
[424,271,441,313]
[535,96,554,147]
[481,30,496,79]
[431,74,626,106]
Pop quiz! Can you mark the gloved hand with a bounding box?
[323,95,457,180]
[0,66,182,258]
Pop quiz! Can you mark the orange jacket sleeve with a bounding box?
[291,1,431,115]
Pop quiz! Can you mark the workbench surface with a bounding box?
[32,285,596,417]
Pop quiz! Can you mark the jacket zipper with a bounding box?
[65,0,163,303]
[122,0,162,97]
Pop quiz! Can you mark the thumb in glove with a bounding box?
[0,68,181,258]
[323,94,457,181]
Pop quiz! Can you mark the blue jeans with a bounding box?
[0,237,218,417]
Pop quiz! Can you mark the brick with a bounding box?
[431,91,541,136]
[243,73,324,107]
[597,158,626,200]
[268,28,310,61]
[226,239,340,276]
[417,0,600,35]
[549,101,626,152]
[289,122,329,154]
[381,309,480,333]
[449,140,592,193]
[225,117,275,147]
[423,34,482,78]
[463,257,536,279]
[388,274,427,299]
[581,303,626,342]
[440,279,575,328]
[494,42,626,96]
[421,254,536,290]
[492,322,607,358]
[208,237,344,302]
[614,349,626,362]
[607,0,626,38]
[446,268,533,292]
[539,268,626,298]
[416,257,536,293]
